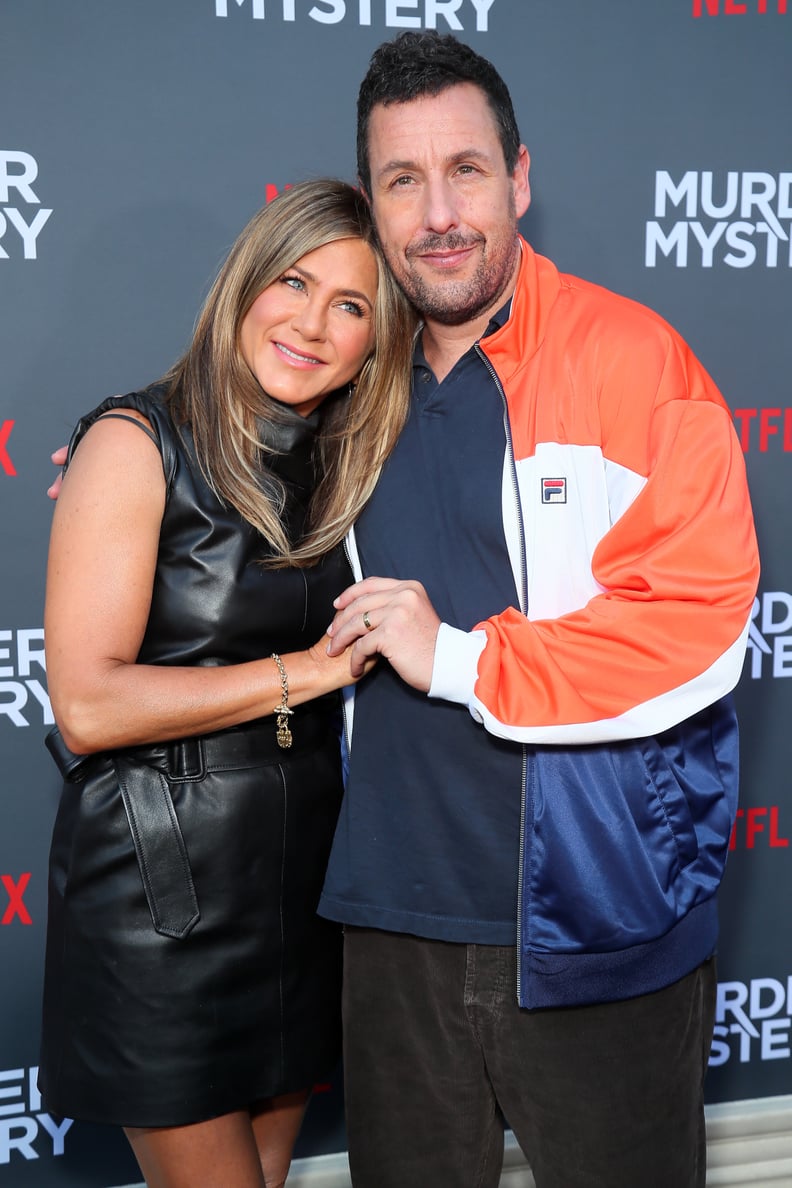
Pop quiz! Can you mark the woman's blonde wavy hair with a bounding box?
[163,178,415,567]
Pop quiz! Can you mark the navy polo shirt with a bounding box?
[319,305,524,944]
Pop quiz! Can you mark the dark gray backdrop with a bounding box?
[1,1,789,1182]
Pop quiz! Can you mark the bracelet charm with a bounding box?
[271,653,293,749]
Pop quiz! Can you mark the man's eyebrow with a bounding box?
[375,158,416,180]
[375,147,494,181]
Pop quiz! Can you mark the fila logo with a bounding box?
[541,477,567,504]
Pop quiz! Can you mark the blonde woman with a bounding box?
[38,179,414,1188]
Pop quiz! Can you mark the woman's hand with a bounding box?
[304,632,378,692]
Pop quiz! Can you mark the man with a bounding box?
[322,31,759,1188]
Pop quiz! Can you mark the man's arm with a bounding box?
[47,445,68,499]
[329,349,759,744]
[460,396,759,744]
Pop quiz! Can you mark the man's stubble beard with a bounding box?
[380,208,520,327]
[396,252,516,326]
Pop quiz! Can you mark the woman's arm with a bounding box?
[45,416,360,755]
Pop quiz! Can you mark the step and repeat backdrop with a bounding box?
[1,1,790,1183]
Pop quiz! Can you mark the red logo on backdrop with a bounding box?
[730,807,790,850]
[263,183,363,204]
[734,408,792,452]
[1,873,32,925]
[693,0,788,14]
[265,183,293,204]
[0,421,15,476]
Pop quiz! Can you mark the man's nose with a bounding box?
[421,177,460,235]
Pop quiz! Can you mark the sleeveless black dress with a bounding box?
[38,386,350,1127]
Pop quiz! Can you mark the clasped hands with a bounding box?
[326,576,441,693]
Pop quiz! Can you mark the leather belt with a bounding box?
[134,711,332,779]
[46,711,334,784]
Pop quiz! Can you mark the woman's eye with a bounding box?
[339,300,365,317]
[281,274,305,291]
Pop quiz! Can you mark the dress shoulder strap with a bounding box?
[95,412,159,446]
[65,387,180,497]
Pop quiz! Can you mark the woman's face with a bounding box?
[239,237,379,417]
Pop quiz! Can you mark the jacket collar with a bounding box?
[477,236,563,383]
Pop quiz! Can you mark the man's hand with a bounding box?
[47,446,68,500]
[326,576,441,691]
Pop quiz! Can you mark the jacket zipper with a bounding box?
[339,533,357,763]
[476,344,530,1003]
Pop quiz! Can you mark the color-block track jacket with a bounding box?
[346,239,760,1009]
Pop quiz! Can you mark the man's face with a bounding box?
[365,82,530,327]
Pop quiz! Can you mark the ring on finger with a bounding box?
[363,610,373,631]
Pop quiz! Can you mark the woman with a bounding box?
[39,178,415,1188]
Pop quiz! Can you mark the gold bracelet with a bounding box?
[271,653,293,749]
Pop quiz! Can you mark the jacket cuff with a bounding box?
[428,623,487,705]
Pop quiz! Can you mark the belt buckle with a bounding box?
[166,738,206,782]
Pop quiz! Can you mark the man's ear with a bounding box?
[357,178,372,206]
[512,145,531,220]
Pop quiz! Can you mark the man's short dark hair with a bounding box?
[356,31,521,194]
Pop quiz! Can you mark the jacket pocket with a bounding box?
[525,737,704,954]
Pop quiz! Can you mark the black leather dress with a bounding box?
[39,386,350,1127]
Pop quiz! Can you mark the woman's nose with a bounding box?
[292,297,327,341]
